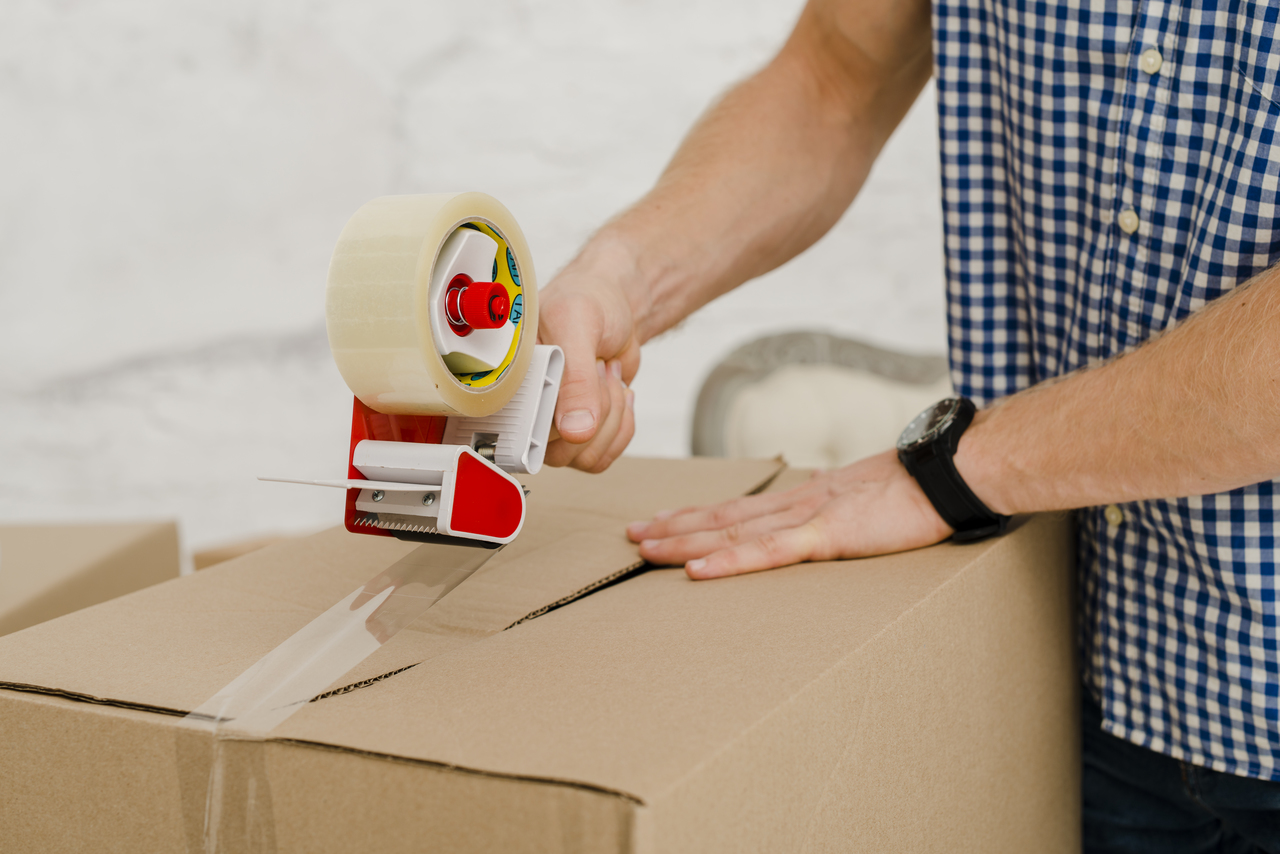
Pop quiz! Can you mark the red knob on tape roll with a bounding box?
[446,275,510,336]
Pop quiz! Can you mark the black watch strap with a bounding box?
[899,399,1009,543]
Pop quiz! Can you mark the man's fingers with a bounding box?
[626,450,955,580]
[636,505,814,566]
[543,361,632,470]
[572,362,630,473]
[684,522,827,580]
[538,276,641,471]
[626,484,823,542]
[543,358,611,467]
[590,386,636,473]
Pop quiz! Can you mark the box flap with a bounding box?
[0,457,782,715]
[273,521,1038,802]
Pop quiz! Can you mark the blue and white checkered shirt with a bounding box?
[933,0,1280,779]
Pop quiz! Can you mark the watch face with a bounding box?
[897,398,960,451]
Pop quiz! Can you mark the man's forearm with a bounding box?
[957,267,1280,514]
[567,0,932,343]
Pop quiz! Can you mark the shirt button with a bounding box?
[1118,208,1141,234]
[1104,504,1125,527]
[1139,48,1163,75]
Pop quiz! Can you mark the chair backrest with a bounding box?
[691,332,952,469]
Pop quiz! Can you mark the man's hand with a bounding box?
[538,245,642,473]
[626,449,953,579]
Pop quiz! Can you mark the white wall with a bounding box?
[0,0,945,552]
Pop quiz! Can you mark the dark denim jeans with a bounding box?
[1083,694,1280,853]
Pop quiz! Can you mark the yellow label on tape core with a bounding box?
[453,221,524,390]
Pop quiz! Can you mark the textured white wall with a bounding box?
[0,1,945,552]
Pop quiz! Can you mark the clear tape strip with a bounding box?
[178,540,500,854]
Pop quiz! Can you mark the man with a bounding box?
[536,0,1280,850]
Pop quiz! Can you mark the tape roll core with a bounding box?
[325,193,538,418]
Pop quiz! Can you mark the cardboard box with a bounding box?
[0,458,1078,852]
[0,520,179,637]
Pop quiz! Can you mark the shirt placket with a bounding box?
[1061,1,1134,374]
[1109,1,1181,354]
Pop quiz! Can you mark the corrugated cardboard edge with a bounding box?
[0,681,186,718]
[271,737,645,803]
[507,558,646,628]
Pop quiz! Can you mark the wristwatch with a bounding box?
[896,397,1009,542]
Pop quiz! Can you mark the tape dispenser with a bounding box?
[264,193,564,548]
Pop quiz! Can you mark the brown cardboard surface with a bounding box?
[194,534,297,570]
[277,516,1077,814]
[0,458,1077,853]
[0,457,782,712]
[0,520,179,636]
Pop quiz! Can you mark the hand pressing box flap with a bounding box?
[0,458,1076,853]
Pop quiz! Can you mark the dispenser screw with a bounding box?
[372,490,385,502]
[422,493,436,506]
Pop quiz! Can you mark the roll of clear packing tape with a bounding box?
[326,192,538,417]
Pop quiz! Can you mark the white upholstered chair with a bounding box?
[691,332,953,470]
